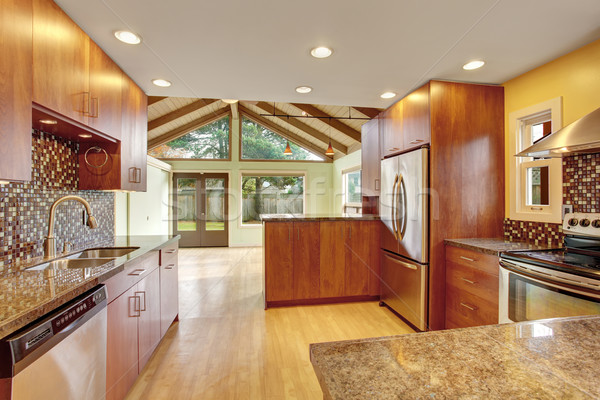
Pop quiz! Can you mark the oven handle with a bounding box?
[500,260,600,299]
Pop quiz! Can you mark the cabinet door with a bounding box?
[403,82,430,149]
[0,0,32,182]
[264,222,294,302]
[361,118,380,196]
[319,222,345,298]
[137,268,161,372]
[367,221,381,296]
[380,100,403,158]
[121,75,148,191]
[33,0,88,124]
[106,286,139,400]
[160,247,179,337]
[89,40,122,139]
[344,221,370,296]
[293,222,321,299]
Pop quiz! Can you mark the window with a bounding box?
[509,98,562,223]
[240,116,323,161]
[343,169,362,214]
[148,116,230,159]
[241,174,304,225]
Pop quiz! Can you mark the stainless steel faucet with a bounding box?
[43,195,98,258]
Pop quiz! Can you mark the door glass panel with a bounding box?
[205,178,225,231]
[526,166,549,205]
[177,178,197,231]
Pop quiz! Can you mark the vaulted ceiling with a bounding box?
[147,97,382,160]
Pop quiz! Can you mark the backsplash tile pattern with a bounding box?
[504,153,600,245]
[0,131,114,273]
[563,153,600,213]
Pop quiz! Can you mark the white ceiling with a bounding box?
[55,0,600,108]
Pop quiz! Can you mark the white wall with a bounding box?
[331,150,362,213]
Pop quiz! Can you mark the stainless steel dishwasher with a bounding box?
[0,285,107,400]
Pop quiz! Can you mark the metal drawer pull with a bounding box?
[461,278,476,285]
[165,264,175,270]
[460,303,477,311]
[165,249,176,254]
[128,268,146,276]
[460,256,475,262]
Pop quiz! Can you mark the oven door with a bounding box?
[499,260,600,323]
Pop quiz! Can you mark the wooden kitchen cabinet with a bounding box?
[344,221,370,296]
[319,222,346,298]
[293,222,321,300]
[361,117,381,197]
[137,268,161,372]
[264,222,294,302]
[380,101,403,158]
[0,0,32,182]
[445,246,499,329]
[402,82,430,150]
[160,242,180,337]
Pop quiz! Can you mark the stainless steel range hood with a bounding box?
[517,106,600,158]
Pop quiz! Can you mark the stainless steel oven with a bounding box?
[500,212,600,323]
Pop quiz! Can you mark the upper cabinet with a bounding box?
[380,100,403,158]
[120,75,148,192]
[0,0,33,182]
[361,117,380,197]
[33,0,125,140]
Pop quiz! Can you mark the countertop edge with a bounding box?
[444,238,557,256]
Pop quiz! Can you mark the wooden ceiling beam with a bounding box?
[239,105,333,162]
[230,102,239,121]
[148,107,230,150]
[253,102,348,154]
[148,96,167,106]
[351,107,382,119]
[290,103,361,142]
[148,98,218,131]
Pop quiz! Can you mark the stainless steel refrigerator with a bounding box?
[379,147,429,331]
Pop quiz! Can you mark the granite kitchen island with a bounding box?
[311,315,600,399]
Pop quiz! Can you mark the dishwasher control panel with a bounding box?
[52,288,106,332]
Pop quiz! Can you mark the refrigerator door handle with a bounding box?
[391,174,399,238]
[384,254,418,270]
[397,174,408,240]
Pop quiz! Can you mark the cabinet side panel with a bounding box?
[319,222,345,298]
[265,223,294,302]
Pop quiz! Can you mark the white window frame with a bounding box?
[342,167,362,214]
[508,97,563,223]
[239,170,307,227]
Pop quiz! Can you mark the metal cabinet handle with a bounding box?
[90,96,99,118]
[128,268,146,276]
[461,278,477,285]
[409,139,424,144]
[374,178,380,191]
[129,167,142,183]
[388,147,400,151]
[135,291,147,311]
[164,249,176,254]
[165,264,175,270]
[460,256,475,262]
[460,302,477,311]
[129,295,141,317]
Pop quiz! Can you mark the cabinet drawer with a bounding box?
[446,246,499,276]
[160,242,179,267]
[103,251,159,303]
[445,286,498,328]
[446,260,499,303]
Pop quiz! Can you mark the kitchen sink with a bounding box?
[27,258,116,271]
[70,247,139,259]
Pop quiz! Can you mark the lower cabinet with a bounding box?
[264,220,380,307]
[445,246,499,329]
[105,240,179,400]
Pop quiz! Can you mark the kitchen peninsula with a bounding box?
[311,315,600,399]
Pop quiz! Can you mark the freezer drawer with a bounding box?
[381,251,428,331]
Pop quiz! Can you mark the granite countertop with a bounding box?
[0,235,179,339]
[311,315,600,399]
[261,214,380,222]
[444,237,558,256]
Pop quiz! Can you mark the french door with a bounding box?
[173,173,228,247]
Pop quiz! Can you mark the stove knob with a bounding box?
[580,219,591,227]
[568,218,579,226]
[592,219,600,228]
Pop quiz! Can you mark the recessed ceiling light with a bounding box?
[380,92,396,99]
[78,133,93,138]
[39,119,57,125]
[310,46,333,59]
[295,86,312,94]
[463,60,485,70]
[222,99,238,104]
[152,79,172,87]
[114,30,142,45]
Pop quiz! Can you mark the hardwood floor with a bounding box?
[126,247,413,400]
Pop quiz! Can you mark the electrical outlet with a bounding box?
[562,204,573,220]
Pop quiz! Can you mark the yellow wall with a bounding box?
[503,38,600,216]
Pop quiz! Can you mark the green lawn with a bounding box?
[177,220,224,231]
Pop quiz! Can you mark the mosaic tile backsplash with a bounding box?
[504,153,600,246]
[0,131,114,273]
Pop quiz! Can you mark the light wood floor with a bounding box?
[126,247,413,400]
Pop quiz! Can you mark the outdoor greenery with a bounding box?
[148,116,230,159]
[242,175,304,223]
[241,116,322,161]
